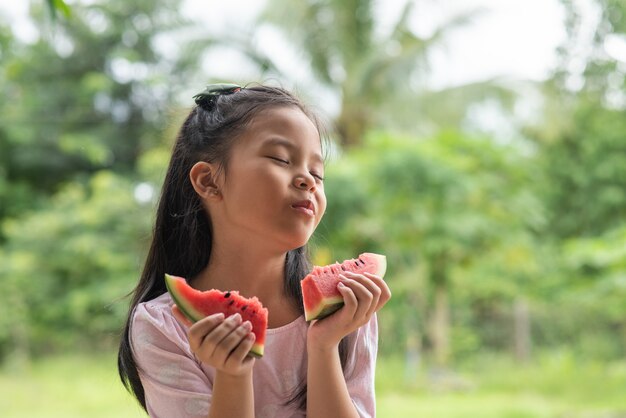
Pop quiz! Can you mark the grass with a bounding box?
[1,351,626,417]
[376,353,626,418]
[0,353,145,418]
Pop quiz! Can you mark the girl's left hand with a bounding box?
[306,271,391,352]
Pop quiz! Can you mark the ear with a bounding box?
[189,161,221,200]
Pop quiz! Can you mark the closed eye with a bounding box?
[268,156,324,181]
[311,172,325,181]
[268,156,289,164]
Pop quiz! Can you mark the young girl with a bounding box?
[118,84,391,418]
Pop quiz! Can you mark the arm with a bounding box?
[306,272,391,418]
[208,371,254,418]
[307,342,359,418]
[173,307,256,418]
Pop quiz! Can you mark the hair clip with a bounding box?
[193,83,242,111]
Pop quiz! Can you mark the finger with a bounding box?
[363,272,392,311]
[339,275,373,321]
[213,320,253,367]
[226,330,257,366]
[199,313,243,358]
[344,272,381,318]
[187,312,229,352]
[336,278,358,320]
[172,305,193,328]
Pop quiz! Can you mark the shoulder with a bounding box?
[132,292,175,328]
[130,292,189,353]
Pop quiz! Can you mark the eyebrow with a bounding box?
[263,137,324,164]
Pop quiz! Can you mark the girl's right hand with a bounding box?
[172,305,256,377]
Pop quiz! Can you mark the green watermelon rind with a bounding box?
[302,253,387,322]
[165,274,206,322]
[304,295,344,321]
[164,274,265,358]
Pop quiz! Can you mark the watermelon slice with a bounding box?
[164,274,269,358]
[301,253,387,321]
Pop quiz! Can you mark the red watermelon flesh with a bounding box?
[164,274,268,358]
[301,253,387,321]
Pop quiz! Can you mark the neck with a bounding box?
[191,243,287,306]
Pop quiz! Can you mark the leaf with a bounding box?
[46,0,72,22]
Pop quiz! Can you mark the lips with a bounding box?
[291,199,315,215]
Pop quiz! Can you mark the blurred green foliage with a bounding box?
[0,1,625,403]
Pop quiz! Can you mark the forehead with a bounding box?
[234,106,323,157]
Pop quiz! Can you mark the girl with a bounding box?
[118,83,391,418]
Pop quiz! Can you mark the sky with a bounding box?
[0,0,577,136]
[2,0,608,123]
[1,0,569,89]
[179,0,569,89]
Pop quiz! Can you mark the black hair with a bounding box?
[117,84,351,413]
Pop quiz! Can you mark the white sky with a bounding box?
[4,0,617,122]
[415,0,567,88]
[1,0,568,89]
[179,0,569,89]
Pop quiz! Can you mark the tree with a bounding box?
[527,0,626,240]
[255,0,515,147]
[0,0,191,361]
[515,0,626,361]
[315,130,543,366]
[0,170,153,361]
[0,0,187,230]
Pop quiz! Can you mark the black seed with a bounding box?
[358,258,364,264]
[228,300,234,306]
[224,292,231,298]
[341,265,346,270]
[241,305,247,311]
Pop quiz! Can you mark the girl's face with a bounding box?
[213,106,327,251]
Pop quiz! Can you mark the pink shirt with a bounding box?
[131,292,378,418]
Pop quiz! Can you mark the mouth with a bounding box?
[291,199,315,216]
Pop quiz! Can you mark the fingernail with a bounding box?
[242,321,252,331]
[247,333,255,340]
[338,282,346,288]
[215,313,225,320]
[230,313,242,322]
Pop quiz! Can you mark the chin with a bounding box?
[280,232,312,252]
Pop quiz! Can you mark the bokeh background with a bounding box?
[1,0,626,417]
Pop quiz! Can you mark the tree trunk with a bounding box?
[404,330,422,385]
[513,297,531,363]
[8,290,31,371]
[336,100,369,148]
[430,284,450,366]
[428,251,451,367]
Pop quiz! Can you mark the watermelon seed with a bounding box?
[341,265,346,270]
[228,300,234,306]
[224,292,231,298]
[241,305,247,311]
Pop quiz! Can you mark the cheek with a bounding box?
[316,191,327,222]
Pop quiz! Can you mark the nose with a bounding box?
[293,173,316,192]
